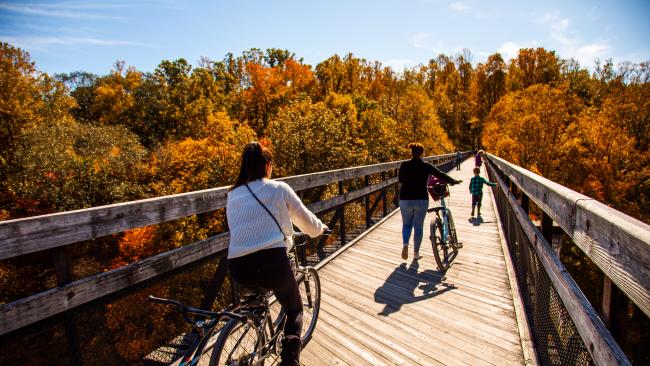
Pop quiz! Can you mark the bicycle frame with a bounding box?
[438,195,450,244]
[221,235,321,365]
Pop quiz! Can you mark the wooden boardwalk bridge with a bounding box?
[1,153,648,365]
[301,159,532,365]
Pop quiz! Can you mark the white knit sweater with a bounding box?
[226,179,327,259]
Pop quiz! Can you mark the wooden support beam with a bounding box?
[318,212,340,260]
[394,169,399,206]
[364,176,371,229]
[199,255,228,311]
[52,248,82,366]
[338,181,346,247]
[381,172,387,217]
[521,193,529,215]
[367,191,383,224]
[602,277,613,329]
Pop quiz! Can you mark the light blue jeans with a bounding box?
[399,199,429,253]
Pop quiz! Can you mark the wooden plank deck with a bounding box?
[301,160,529,365]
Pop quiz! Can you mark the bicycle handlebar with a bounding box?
[292,229,333,243]
[293,229,333,237]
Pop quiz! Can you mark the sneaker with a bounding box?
[401,245,408,260]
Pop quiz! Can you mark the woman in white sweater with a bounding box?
[226,142,327,366]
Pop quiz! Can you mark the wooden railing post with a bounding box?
[394,169,399,206]
[521,193,529,215]
[381,172,387,217]
[541,212,562,256]
[364,176,371,228]
[602,277,614,329]
[338,181,346,246]
[52,248,82,366]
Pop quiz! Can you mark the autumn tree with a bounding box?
[0,43,42,172]
[8,123,148,214]
[482,84,582,179]
[267,97,364,176]
[56,71,99,124]
[506,48,562,91]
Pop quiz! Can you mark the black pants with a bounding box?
[228,248,302,364]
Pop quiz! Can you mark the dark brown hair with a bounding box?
[408,142,424,158]
[231,142,273,190]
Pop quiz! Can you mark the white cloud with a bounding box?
[449,2,470,12]
[383,59,417,71]
[574,43,610,66]
[0,3,123,19]
[533,11,612,68]
[410,33,431,49]
[2,36,158,50]
[497,41,539,61]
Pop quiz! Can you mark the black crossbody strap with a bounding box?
[244,182,285,238]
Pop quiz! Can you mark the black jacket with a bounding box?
[398,158,458,200]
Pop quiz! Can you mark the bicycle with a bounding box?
[210,229,330,366]
[149,230,329,366]
[427,179,462,271]
[147,295,244,365]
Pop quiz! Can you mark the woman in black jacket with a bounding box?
[398,143,461,260]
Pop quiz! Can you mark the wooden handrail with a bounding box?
[0,154,455,261]
[486,158,631,366]
[486,154,650,318]
[0,153,460,336]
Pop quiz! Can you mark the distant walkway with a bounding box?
[300,159,528,365]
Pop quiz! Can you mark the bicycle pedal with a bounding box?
[456,242,463,248]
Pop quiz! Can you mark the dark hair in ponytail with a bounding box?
[408,142,424,158]
[231,142,273,190]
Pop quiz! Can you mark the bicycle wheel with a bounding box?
[431,219,450,271]
[447,210,459,253]
[209,317,265,366]
[298,267,321,346]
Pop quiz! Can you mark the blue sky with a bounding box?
[1,0,648,75]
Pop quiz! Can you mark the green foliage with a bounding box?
[267,96,366,176]
[8,122,148,213]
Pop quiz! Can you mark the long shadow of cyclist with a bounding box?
[374,259,456,316]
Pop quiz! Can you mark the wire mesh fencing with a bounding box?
[492,178,594,366]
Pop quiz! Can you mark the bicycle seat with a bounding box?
[238,286,269,308]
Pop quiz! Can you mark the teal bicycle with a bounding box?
[428,180,462,271]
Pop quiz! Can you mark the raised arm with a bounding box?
[483,177,497,187]
[282,183,327,238]
[427,163,461,185]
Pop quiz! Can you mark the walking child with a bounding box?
[469,167,497,217]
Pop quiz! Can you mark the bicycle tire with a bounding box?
[276,266,322,346]
[298,267,321,346]
[209,317,265,366]
[431,219,450,271]
[447,209,459,253]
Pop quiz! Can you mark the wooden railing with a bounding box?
[0,153,460,341]
[486,154,650,366]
